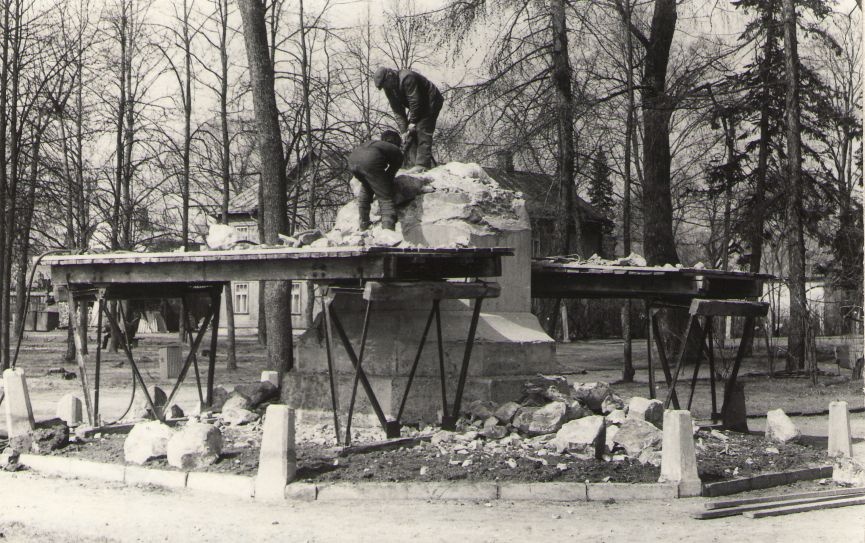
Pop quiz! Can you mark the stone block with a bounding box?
[627,397,664,428]
[722,382,748,432]
[255,405,297,501]
[56,394,83,426]
[658,410,701,496]
[167,423,223,469]
[124,421,174,465]
[3,368,35,437]
[828,400,852,458]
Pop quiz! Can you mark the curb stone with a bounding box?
[499,482,587,501]
[126,465,188,489]
[701,466,833,497]
[186,471,255,499]
[586,482,678,501]
[19,454,831,503]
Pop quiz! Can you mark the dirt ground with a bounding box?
[0,470,862,543]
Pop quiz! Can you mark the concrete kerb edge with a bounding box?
[701,465,833,497]
[17,454,692,501]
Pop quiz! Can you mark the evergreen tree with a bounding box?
[588,149,615,234]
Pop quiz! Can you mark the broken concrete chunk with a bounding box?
[221,407,260,426]
[124,421,174,465]
[467,400,497,421]
[600,393,625,415]
[627,397,664,428]
[481,424,508,440]
[1,447,20,471]
[552,415,605,457]
[493,401,521,424]
[234,381,278,409]
[206,224,241,249]
[571,382,612,412]
[221,392,251,413]
[605,409,627,426]
[296,229,324,246]
[512,407,539,434]
[566,401,593,421]
[832,457,865,486]
[528,401,567,436]
[167,422,223,470]
[604,424,621,454]
[613,419,663,458]
[765,409,800,444]
[210,387,230,411]
[521,375,571,405]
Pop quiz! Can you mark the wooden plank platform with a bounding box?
[45,247,513,292]
[531,259,770,301]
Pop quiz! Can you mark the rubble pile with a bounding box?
[422,375,666,466]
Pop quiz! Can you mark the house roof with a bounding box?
[483,167,612,225]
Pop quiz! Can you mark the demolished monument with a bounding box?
[283,162,558,424]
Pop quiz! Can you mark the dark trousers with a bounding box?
[351,166,396,230]
[407,97,443,168]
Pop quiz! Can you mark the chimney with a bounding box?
[496,150,514,173]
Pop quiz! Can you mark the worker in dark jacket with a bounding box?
[373,67,443,171]
[348,130,404,231]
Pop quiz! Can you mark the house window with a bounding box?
[234,282,249,314]
[291,283,302,315]
[235,225,251,240]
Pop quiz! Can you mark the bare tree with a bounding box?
[238,0,293,373]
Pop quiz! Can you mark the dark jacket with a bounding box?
[384,70,443,126]
[348,140,404,178]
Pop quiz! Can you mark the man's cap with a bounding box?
[381,129,402,146]
[373,67,391,89]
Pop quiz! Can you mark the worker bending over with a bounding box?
[373,67,443,172]
[347,130,404,231]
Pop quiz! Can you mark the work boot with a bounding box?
[358,201,372,231]
[379,199,397,231]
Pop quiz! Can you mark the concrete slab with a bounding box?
[828,401,853,458]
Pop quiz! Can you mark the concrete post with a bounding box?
[260,371,280,388]
[828,400,853,458]
[56,394,84,426]
[255,404,296,501]
[3,368,35,437]
[659,410,701,497]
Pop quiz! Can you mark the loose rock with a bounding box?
[612,419,663,458]
[600,393,625,415]
[605,409,627,426]
[521,375,571,405]
[551,415,605,457]
[832,457,865,486]
[512,407,538,434]
[1,447,20,471]
[124,421,174,464]
[211,386,230,411]
[572,382,612,412]
[765,409,800,444]
[626,397,664,428]
[493,401,521,424]
[528,401,567,435]
[167,422,223,469]
[221,392,252,413]
[467,400,497,421]
[221,407,260,426]
[233,381,278,409]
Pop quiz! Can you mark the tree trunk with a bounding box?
[782,0,807,371]
[639,0,678,267]
[239,0,293,373]
[550,0,576,256]
[620,0,636,383]
[217,0,237,371]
